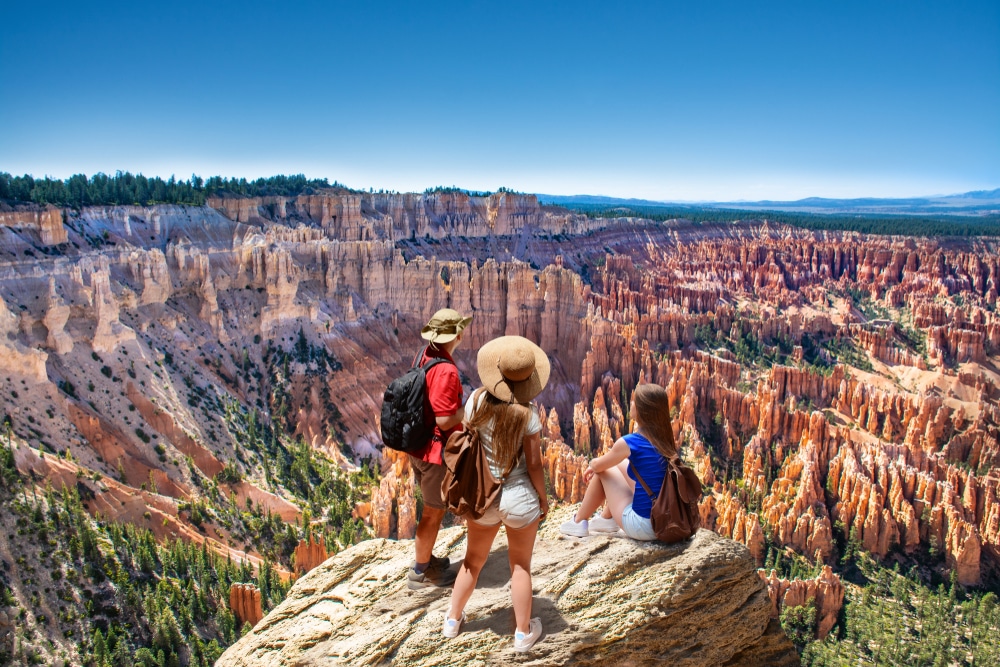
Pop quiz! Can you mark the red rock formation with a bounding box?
[700,491,766,564]
[294,535,330,574]
[541,406,589,503]
[370,449,417,539]
[929,326,985,364]
[760,565,845,639]
[229,583,264,628]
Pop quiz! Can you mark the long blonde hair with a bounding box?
[468,389,531,474]
[633,383,678,460]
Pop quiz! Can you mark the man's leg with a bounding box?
[408,457,455,588]
[415,506,446,564]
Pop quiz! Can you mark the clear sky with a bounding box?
[1,1,998,200]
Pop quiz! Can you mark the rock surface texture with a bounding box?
[216,509,797,667]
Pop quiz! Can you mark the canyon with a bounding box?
[0,189,998,662]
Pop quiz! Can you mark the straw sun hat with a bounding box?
[420,308,472,344]
[476,336,551,404]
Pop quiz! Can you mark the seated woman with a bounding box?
[442,336,550,653]
[559,383,676,540]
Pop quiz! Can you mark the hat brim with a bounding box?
[420,315,472,343]
[476,336,551,404]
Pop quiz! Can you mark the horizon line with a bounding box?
[2,169,998,204]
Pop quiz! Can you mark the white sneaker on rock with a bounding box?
[559,518,589,537]
[513,617,543,652]
[442,611,466,639]
[589,516,620,533]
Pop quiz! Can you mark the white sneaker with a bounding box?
[442,611,466,639]
[559,517,589,537]
[513,617,543,652]
[589,515,620,533]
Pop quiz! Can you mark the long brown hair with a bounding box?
[468,389,531,474]
[633,383,678,460]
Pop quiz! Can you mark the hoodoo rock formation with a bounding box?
[216,508,797,667]
[760,565,846,639]
[229,583,264,629]
[294,535,330,575]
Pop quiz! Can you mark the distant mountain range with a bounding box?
[538,188,1000,216]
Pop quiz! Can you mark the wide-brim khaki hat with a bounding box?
[477,335,550,404]
[420,308,472,344]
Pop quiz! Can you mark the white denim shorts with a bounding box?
[472,475,541,530]
[621,503,657,541]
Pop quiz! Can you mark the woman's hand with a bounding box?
[538,496,549,522]
[584,439,630,482]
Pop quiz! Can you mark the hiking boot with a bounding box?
[589,515,620,533]
[559,517,589,538]
[513,617,543,652]
[407,555,456,589]
[442,611,466,638]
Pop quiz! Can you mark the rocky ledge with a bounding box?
[216,507,797,667]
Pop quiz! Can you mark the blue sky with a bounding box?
[1,1,998,200]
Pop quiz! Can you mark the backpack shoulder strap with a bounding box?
[629,462,656,500]
[415,345,455,371]
[465,388,518,483]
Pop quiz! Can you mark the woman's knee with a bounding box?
[598,468,633,513]
[460,557,487,578]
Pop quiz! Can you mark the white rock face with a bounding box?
[90,267,136,353]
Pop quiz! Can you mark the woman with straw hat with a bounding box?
[441,335,550,652]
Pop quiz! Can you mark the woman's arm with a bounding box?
[522,431,549,519]
[583,438,631,483]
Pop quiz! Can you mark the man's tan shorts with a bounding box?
[409,456,446,510]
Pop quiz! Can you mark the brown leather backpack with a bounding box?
[440,389,515,520]
[631,457,703,543]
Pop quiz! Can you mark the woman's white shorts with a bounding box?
[621,503,657,541]
[472,475,541,530]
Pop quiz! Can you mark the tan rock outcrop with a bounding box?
[90,265,136,352]
[128,248,172,305]
[0,294,48,382]
[0,206,67,245]
[42,277,73,354]
[217,510,796,667]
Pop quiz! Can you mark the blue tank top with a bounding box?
[625,432,667,519]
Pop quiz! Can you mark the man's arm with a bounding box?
[435,407,465,432]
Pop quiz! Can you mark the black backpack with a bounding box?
[380,348,452,453]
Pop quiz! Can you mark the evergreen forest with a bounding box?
[0,421,378,666]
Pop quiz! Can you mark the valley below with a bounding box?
[0,188,998,666]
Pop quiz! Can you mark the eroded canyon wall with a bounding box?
[1,194,997,612]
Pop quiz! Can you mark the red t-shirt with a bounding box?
[412,346,463,465]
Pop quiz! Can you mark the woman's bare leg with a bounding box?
[575,472,607,521]
[599,460,637,528]
[447,520,501,621]
[505,519,540,633]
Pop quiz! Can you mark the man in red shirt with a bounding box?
[407,308,472,589]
